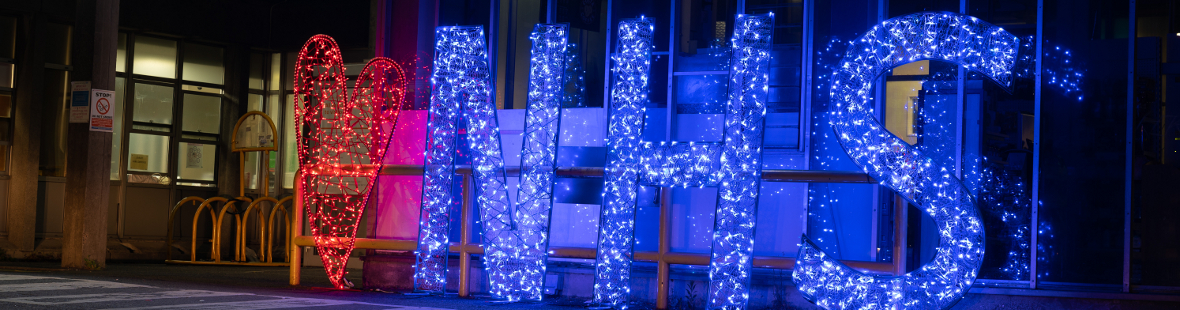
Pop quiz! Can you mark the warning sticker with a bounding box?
[90,89,115,132]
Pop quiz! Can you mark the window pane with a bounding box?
[249,53,264,90]
[0,92,10,118]
[1037,0,1127,285]
[283,94,296,189]
[966,0,1038,282]
[116,33,126,73]
[183,43,224,84]
[270,53,282,91]
[40,69,68,177]
[181,93,220,134]
[133,36,177,78]
[133,83,174,125]
[127,133,169,174]
[111,77,126,180]
[0,62,12,89]
[1135,0,1180,287]
[807,0,881,262]
[247,93,263,112]
[0,15,14,59]
[177,142,215,181]
[44,23,70,65]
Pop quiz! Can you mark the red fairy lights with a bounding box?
[294,35,407,289]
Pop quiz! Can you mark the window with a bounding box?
[117,34,225,186]
[0,15,15,174]
[133,36,177,79]
[39,23,72,177]
[243,52,286,193]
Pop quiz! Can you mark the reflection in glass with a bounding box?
[183,43,224,85]
[181,93,221,134]
[127,133,169,174]
[133,83,174,125]
[177,142,216,181]
[133,36,178,78]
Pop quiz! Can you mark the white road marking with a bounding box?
[0,290,250,305]
[100,297,358,310]
[0,273,451,310]
[0,274,58,281]
[0,279,147,292]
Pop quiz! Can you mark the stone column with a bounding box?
[62,0,119,269]
[7,13,48,253]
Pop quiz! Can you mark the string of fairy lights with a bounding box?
[294,35,407,289]
[792,12,1017,309]
[286,9,1049,310]
[510,24,570,301]
[413,24,572,300]
[705,13,773,310]
[593,17,655,308]
[414,25,519,295]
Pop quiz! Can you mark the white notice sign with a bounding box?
[69,81,91,123]
[89,89,115,132]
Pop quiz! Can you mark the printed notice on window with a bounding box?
[130,154,149,170]
[89,89,115,132]
[186,144,203,169]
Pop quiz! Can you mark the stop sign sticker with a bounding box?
[90,89,115,132]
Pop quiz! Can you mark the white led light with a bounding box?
[793,12,1018,309]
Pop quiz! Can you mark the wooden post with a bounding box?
[61,0,118,269]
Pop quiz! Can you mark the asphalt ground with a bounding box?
[0,262,589,310]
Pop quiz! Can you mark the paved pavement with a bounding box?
[0,262,586,310]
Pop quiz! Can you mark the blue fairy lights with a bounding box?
[593,17,655,308]
[414,23,570,301]
[792,12,1018,309]
[705,13,774,310]
[591,14,774,309]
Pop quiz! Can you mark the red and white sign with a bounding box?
[89,89,115,132]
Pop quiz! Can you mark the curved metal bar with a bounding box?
[192,197,228,262]
[167,196,206,261]
[266,196,294,263]
[213,197,251,263]
[240,197,276,262]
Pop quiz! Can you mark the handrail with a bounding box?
[288,163,888,294]
[377,164,878,182]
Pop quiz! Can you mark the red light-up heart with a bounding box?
[294,35,407,289]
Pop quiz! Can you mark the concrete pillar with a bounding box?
[62,0,118,269]
[7,13,48,252]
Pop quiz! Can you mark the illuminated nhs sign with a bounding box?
[399,11,1009,310]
